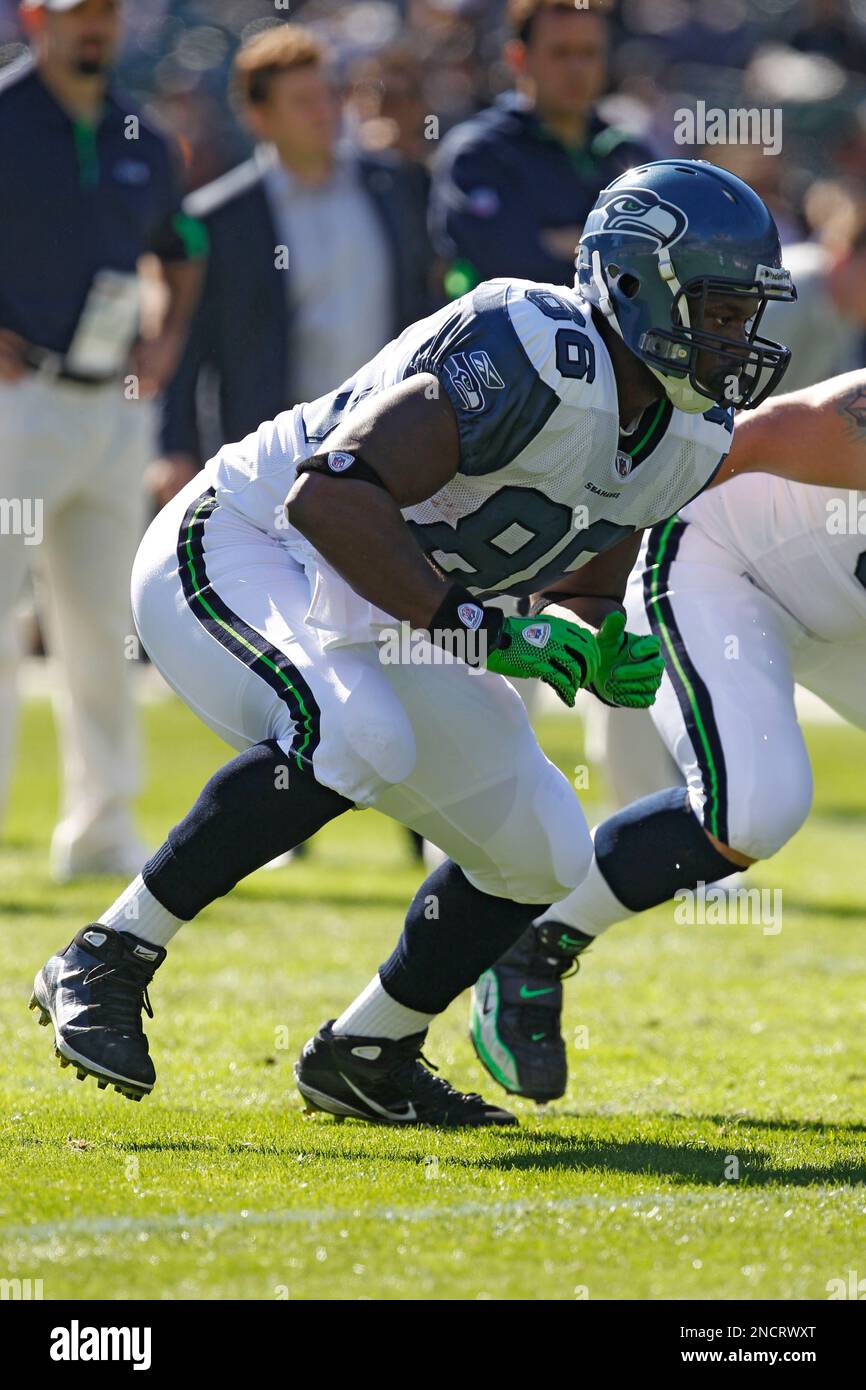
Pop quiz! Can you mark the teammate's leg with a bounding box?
[475,517,815,1099]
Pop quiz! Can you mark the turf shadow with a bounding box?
[701,1113,866,1136]
[282,1128,866,1187]
[775,896,864,922]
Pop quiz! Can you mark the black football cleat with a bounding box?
[469,920,592,1102]
[295,1020,517,1126]
[30,925,166,1101]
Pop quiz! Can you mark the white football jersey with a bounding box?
[681,474,866,643]
[205,279,733,603]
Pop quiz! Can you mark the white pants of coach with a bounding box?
[132,473,590,905]
[0,374,153,876]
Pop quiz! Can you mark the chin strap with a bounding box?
[590,250,621,334]
[653,245,712,411]
[657,245,689,327]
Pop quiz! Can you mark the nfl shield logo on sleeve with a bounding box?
[327,451,355,472]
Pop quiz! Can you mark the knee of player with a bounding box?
[510,790,593,903]
[725,770,814,861]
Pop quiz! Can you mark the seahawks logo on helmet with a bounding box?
[589,188,688,250]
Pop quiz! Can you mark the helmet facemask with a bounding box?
[639,275,795,412]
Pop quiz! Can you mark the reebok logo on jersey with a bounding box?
[471,351,505,392]
[458,602,484,630]
[326,451,355,472]
[445,352,504,413]
[524,623,551,649]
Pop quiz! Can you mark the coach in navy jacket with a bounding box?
[430,1,653,295]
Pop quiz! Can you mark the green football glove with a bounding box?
[486,614,601,708]
[591,610,665,709]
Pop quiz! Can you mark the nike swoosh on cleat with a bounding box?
[519,985,555,999]
[338,1073,417,1123]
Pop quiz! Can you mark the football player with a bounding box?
[471,368,866,1102]
[31,160,796,1124]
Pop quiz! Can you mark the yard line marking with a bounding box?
[0,1190,746,1245]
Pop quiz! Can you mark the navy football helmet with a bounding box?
[576,159,796,412]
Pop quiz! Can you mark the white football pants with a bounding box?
[131,474,592,904]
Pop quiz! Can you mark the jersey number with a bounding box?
[526,290,596,383]
[407,486,632,596]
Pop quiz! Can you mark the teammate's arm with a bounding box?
[530,530,644,627]
[708,369,866,491]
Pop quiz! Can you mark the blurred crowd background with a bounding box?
[2,1,866,233]
[4,0,866,225]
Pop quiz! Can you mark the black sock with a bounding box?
[594,786,740,912]
[142,740,352,920]
[379,859,548,1014]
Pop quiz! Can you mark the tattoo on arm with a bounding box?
[838,387,866,442]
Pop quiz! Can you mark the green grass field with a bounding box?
[1,693,864,1301]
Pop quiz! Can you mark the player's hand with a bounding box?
[591,610,665,708]
[130,326,186,399]
[486,614,600,708]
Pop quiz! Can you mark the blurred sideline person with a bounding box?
[152,25,433,509]
[0,0,202,880]
[429,0,653,297]
[763,195,866,391]
[344,42,430,166]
